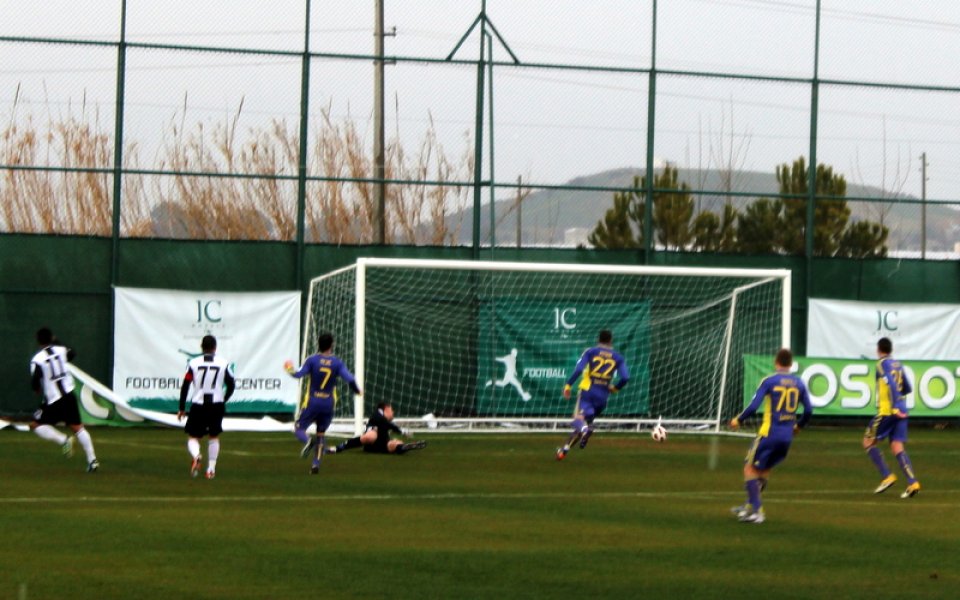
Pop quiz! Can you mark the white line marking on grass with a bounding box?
[1,489,958,505]
[95,439,291,457]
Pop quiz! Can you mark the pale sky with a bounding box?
[3,0,960,204]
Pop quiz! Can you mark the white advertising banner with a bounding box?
[114,287,301,414]
[807,298,960,360]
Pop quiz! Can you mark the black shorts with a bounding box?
[362,441,392,454]
[34,392,82,426]
[362,425,392,453]
[184,402,226,438]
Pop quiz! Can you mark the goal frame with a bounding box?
[304,257,791,435]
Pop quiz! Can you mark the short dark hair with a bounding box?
[598,329,613,344]
[376,401,392,411]
[201,335,217,352]
[775,348,793,368]
[36,327,54,345]
[877,337,893,354]
[317,332,334,352]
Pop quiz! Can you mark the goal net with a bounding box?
[304,258,790,434]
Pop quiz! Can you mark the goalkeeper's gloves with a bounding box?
[729,417,740,429]
[562,384,572,399]
[283,359,295,374]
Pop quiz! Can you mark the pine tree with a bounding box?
[587,178,642,249]
[775,157,851,256]
[736,198,783,254]
[588,168,696,250]
[652,167,695,250]
[839,221,889,258]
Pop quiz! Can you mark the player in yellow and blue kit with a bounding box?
[285,332,361,474]
[863,337,920,498]
[556,329,629,460]
[730,348,812,524]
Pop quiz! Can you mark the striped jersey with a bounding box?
[30,345,75,404]
[737,370,812,439]
[182,353,235,405]
[875,356,912,416]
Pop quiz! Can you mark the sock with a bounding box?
[564,420,585,448]
[207,438,220,471]
[75,428,96,462]
[867,446,892,478]
[34,424,67,445]
[188,438,201,459]
[758,477,768,492]
[294,428,309,444]
[394,444,407,455]
[895,451,917,484]
[338,437,363,452]
[745,478,762,512]
[314,435,324,463]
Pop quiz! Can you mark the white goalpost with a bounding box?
[303,258,790,434]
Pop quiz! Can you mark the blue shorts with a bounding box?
[865,415,908,443]
[745,435,792,471]
[297,401,333,434]
[576,395,607,424]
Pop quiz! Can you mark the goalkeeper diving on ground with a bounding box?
[327,401,426,455]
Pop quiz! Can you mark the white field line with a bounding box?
[1,489,958,506]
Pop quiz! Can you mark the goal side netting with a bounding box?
[303,258,789,434]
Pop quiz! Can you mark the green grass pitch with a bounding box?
[2,427,958,599]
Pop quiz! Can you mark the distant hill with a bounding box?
[453,167,958,252]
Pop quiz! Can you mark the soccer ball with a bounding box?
[651,425,667,442]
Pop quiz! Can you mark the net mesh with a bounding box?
[305,260,786,431]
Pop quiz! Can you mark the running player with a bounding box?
[286,332,361,474]
[730,348,812,524]
[328,402,426,455]
[556,329,629,460]
[29,327,99,472]
[863,337,920,498]
[178,335,235,479]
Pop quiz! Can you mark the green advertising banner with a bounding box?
[743,354,960,417]
[478,300,649,416]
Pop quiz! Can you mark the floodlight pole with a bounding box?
[486,30,496,253]
[446,2,519,258]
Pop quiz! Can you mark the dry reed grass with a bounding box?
[1,93,473,244]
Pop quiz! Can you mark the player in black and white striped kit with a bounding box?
[29,327,99,472]
[177,335,235,479]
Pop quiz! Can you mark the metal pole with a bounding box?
[487,31,495,252]
[110,0,127,284]
[920,151,927,259]
[516,175,522,249]
[374,0,386,244]
[643,0,657,263]
[295,0,311,289]
[806,0,822,303]
[471,2,487,259]
[108,0,128,380]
